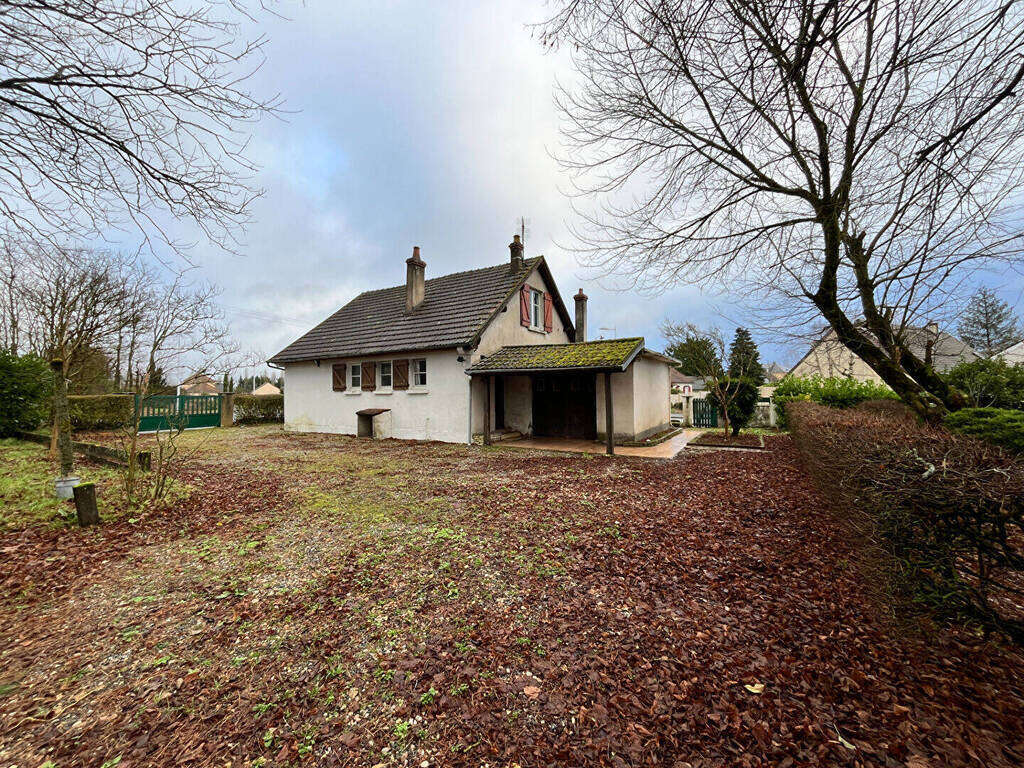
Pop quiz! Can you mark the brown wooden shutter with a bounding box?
[332,363,346,391]
[393,359,409,389]
[520,285,530,327]
[543,292,553,332]
[361,361,376,391]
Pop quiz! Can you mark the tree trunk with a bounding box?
[50,358,73,476]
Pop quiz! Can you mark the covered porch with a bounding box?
[466,338,676,456]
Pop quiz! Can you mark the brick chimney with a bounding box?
[406,246,425,312]
[509,234,524,272]
[574,288,587,342]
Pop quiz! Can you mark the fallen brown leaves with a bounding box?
[1,427,1022,767]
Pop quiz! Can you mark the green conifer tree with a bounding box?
[727,327,765,384]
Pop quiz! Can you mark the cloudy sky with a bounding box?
[173,0,1022,378]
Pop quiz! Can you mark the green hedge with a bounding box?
[0,352,52,436]
[68,394,134,431]
[773,375,898,427]
[944,408,1024,455]
[944,358,1024,410]
[234,394,283,424]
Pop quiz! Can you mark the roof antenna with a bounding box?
[517,215,529,246]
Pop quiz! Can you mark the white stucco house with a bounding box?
[268,236,677,452]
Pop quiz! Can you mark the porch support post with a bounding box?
[604,371,614,456]
[483,374,492,445]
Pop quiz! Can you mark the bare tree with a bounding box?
[0,1,279,255]
[541,0,1024,419]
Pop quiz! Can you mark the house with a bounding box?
[997,340,1024,365]
[253,382,282,396]
[268,237,677,450]
[179,373,219,395]
[764,362,787,382]
[789,323,979,382]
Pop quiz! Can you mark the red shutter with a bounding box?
[361,361,376,391]
[393,359,409,389]
[543,293,553,332]
[520,285,530,327]
[332,363,347,391]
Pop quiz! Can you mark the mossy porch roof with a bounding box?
[467,337,645,374]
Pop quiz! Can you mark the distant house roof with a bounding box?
[269,257,574,365]
[180,373,218,395]
[467,337,676,374]
[789,324,979,375]
[669,368,688,384]
[252,382,281,396]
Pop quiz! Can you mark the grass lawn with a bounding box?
[1,425,1022,767]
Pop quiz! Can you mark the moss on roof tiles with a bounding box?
[469,337,644,372]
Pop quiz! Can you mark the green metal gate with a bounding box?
[692,397,719,428]
[136,394,221,432]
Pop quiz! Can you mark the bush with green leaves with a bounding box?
[944,358,1024,410]
[68,394,135,431]
[233,394,283,424]
[773,374,898,427]
[708,377,759,435]
[944,408,1024,455]
[0,352,52,436]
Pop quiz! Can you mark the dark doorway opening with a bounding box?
[494,377,505,430]
[532,373,596,439]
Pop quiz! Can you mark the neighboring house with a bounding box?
[789,323,979,382]
[764,362,787,382]
[997,340,1024,365]
[253,382,282,396]
[269,237,677,446]
[179,373,219,395]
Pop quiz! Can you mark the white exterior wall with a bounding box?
[630,355,672,439]
[282,349,471,443]
[282,263,573,444]
[595,368,634,442]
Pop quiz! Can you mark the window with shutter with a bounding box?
[543,292,553,332]
[361,361,376,391]
[393,359,409,389]
[520,284,530,327]
[331,363,346,392]
[350,363,361,389]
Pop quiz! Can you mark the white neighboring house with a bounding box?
[252,382,281,396]
[269,237,677,448]
[997,340,1024,365]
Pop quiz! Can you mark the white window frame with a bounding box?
[350,362,361,390]
[530,288,544,330]
[412,358,427,388]
[378,360,393,389]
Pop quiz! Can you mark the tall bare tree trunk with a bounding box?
[50,358,73,476]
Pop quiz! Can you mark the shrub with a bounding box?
[708,377,759,435]
[0,352,52,436]
[945,408,1024,455]
[773,374,898,427]
[944,358,1024,410]
[787,401,1024,641]
[234,394,283,424]
[68,394,135,431]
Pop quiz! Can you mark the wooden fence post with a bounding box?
[72,483,99,526]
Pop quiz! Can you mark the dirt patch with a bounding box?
[690,430,765,448]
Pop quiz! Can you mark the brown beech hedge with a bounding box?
[787,401,1024,642]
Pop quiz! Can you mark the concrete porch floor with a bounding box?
[499,429,703,459]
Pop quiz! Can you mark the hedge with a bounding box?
[0,352,52,436]
[234,394,283,424]
[68,394,134,431]
[945,408,1024,455]
[944,358,1024,410]
[787,401,1024,642]
[773,374,898,427]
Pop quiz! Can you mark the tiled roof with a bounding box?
[270,257,573,364]
[467,338,645,373]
